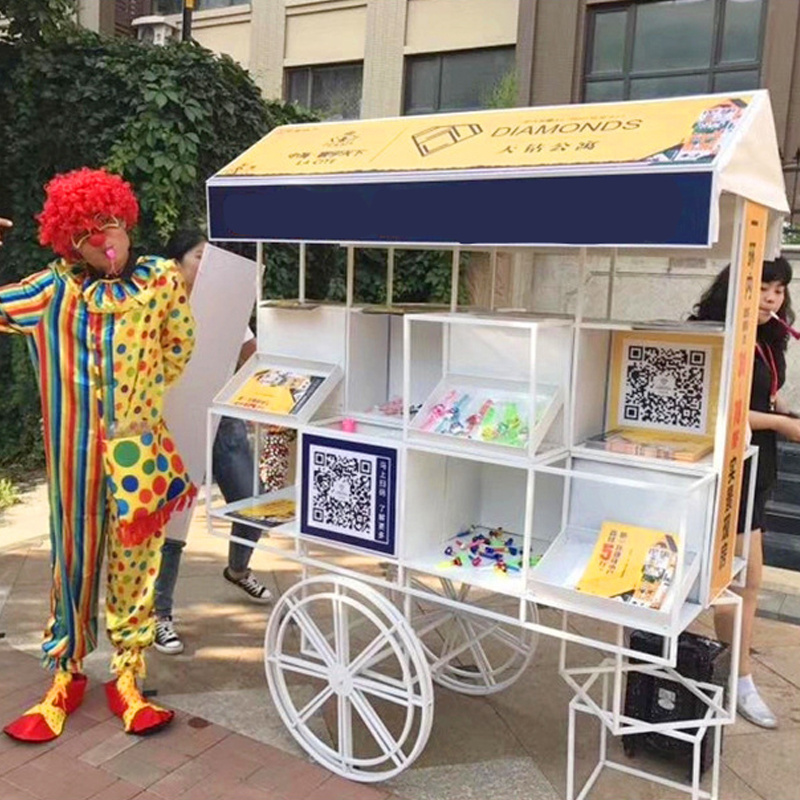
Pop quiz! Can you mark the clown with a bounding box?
[0,168,196,741]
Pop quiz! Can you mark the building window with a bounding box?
[404,47,516,115]
[584,0,765,102]
[153,0,247,13]
[286,63,363,120]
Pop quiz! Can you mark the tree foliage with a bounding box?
[0,25,314,466]
[0,7,462,467]
[0,0,77,44]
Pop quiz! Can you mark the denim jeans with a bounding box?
[154,537,185,619]
[213,417,262,573]
[154,417,261,618]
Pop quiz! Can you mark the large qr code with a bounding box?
[619,343,711,432]
[310,449,376,538]
[302,435,396,553]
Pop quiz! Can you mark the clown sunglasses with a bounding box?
[71,215,124,250]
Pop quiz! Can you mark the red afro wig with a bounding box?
[37,168,139,260]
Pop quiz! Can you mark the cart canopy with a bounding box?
[207,91,788,250]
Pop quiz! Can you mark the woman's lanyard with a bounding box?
[755,341,778,411]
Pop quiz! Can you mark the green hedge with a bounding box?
[0,29,314,466]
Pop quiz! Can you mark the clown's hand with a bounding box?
[0,218,12,246]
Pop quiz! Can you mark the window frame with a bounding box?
[284,61,364,120]
[403,45,517,116]
[583,0,767,102]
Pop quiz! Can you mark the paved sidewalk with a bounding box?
[2,482,800,800]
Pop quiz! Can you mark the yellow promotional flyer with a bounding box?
[709,201,767,600]
[577,521,679,610]
[230,367,325,415]
[220,94,753,177]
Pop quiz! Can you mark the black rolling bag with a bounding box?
[623,630,730,776]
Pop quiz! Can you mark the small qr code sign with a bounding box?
[300,434,397,555]
[618,341,712,433]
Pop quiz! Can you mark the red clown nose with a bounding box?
[88,232,106,248]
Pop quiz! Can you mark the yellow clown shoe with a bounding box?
[105,668,174,735]
[4,671,88,742]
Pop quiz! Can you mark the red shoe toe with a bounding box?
[3,713,59,743]
[129,705,174,736]
[3,672,87,743]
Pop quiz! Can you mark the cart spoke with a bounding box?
[352,674,424,708]
[338,693,353,764]
[483,622,534,657]
[456,616,497,686]
[412,607,455,638]
[347,622,402,675]
[295,684,335,726]
[332,593,350,666]
[350,690,407,768]
[288,601,338,667]
[271,652,331,682]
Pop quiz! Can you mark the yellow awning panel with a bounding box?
[220,93,753,177]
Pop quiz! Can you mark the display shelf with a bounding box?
[257,304,347,367]
[579,318,725,335]
[569,442,715,476]
[405,313,572,460]
[209,485,298,537]
[402,447,548,599]
[403,533,552,598]
[529,525,700,633]
[212,352,343,427]
[312,415,404,441]
[570,326,724,474]
[346,308,441,426]
[527,457,714,634]
[410,375,564,460]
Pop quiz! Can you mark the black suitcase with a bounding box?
[623,630,730,776]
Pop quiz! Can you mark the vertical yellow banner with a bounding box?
[709,201,767,600]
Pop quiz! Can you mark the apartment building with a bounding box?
[135,1,797,214]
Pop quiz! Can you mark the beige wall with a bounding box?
[405,0,518,54]
[284,3,367,66]
[153,4,252,68]
[193,10,252,69]
[77,0,115,35]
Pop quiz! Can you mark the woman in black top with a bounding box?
[692,256,800,729]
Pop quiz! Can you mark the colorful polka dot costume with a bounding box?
[260,426,295,492]
[0,255,195,677]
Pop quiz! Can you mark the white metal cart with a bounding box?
[203,91,789,798]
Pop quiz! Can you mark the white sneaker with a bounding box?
[737,689,778,729]
[224,567,273,604]
[154,617,185,655]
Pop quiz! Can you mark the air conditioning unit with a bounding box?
[131,15,179,46]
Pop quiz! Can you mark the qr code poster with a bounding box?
[607,332,722,435]
[300,434,397,555]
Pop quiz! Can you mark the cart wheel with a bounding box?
[265,575,434,782]
[409,576,539,696]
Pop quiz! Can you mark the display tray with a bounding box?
[357,303,449,315]
[527,525,700,632]
[209,485,298,536]
[313,415,404,441]
[579,319,725,335]
[213,352,343,425]
[570,441,715,476]
[258,299,323,310]
[408,375,563,459]
[402,534,552,598]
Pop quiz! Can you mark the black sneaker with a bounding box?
[223,567,273,604]
[154,616,184,655]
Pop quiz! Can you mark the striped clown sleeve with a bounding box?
[0,269,56,335]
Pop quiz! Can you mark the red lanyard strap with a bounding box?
[755,342,778,405]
